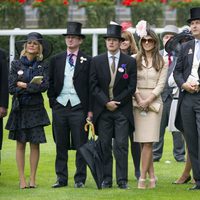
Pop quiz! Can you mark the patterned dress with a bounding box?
[6,56,50,144]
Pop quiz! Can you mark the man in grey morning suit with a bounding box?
[153,25,185,162]
[174,7,200,190]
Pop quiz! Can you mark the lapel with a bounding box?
[114,52,126,87]
[186,40,195,72]
[73,51,84,79]
[58,52,67,82]
[101,53,111,86]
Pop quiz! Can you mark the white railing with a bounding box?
[0,28,165,66]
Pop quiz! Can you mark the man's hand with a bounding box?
[106,101,121,112]
[182,82,198,93]
[86,111,93,122]
[0,107,7,118]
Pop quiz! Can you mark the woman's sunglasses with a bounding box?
[141,38,155,44]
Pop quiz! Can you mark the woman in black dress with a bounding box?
[6,32,52,189]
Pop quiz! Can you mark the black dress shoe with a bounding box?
[172,175,191,184]
[153,158,160,162]
[118,181,129,189]
[52,181,67,188]
[188,185,200,190]
[101,181,112,189]
[74,182,84,188]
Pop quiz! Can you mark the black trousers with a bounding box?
[97,109,129,185]
[52,102,87,184]
[113,127,141,178]
[153,97,185,161]
[181,93,200,186]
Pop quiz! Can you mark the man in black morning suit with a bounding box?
[174,7,200,190]
[48,22,92,188]
[0,48,9,158]
[90,24,137,189]
[153,25,185,162]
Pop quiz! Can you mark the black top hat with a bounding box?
[165,29,194,55]
[15,32,52,60]
[187,7,200,23]
[103,24,125,41]
[63,22,85,39]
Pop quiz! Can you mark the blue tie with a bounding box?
[68,53,74,67]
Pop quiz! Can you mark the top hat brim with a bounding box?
[165,32,194,54]
[15,38,53,60]
[62,33,85,39]
[103,35,125,41]
[187,17,200,24]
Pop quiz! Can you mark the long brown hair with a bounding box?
[136,29,164,71]
[121,30,138,55]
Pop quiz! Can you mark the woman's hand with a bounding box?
[17,81,27,89]
[138,99,149,111]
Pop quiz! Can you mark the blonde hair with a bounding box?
[20,41,44,61]
[136,29,164,71]
[121,30,138,55]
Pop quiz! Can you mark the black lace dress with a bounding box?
[6,57,50,144]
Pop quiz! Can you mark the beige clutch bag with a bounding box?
[133,100,161,113]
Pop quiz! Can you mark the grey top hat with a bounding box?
[160,25,179,39]
[63,22,85,39]
[103,24,125,41]
[187,7,200,23]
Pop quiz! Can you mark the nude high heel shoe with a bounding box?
[148,177,157,189]
[138,178,146,189]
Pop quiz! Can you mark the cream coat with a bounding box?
[133,57,168,142]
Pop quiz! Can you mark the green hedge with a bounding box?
[130,2,164,27]
[170,1,200,27]
[0,2,25,29]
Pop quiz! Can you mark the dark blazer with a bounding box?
[47,50,92,114]
[173,39,197,132]
[160,49,178,102]
[0,48,9,150]
[90,52,137,128]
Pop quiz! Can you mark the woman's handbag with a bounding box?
[133,100,161,113]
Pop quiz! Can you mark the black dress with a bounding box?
[6,56,50,144]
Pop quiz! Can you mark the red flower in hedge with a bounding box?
[63,0,69,5]
[35,0,44,2]
[18,0,26,3]
[122,0,134,6]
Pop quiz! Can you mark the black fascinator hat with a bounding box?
[15,32,53,60]
[165,28,194,55]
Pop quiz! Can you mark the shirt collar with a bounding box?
[67,49,78,57]
[107,50,120,59]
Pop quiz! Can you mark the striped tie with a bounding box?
[111,56,115,73]
[68,53,74,67]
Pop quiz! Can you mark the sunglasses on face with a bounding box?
[141,38,155,44]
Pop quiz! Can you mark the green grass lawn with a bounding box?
[0,94,199,200]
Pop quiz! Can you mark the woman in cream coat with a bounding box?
[133,28,168,189]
